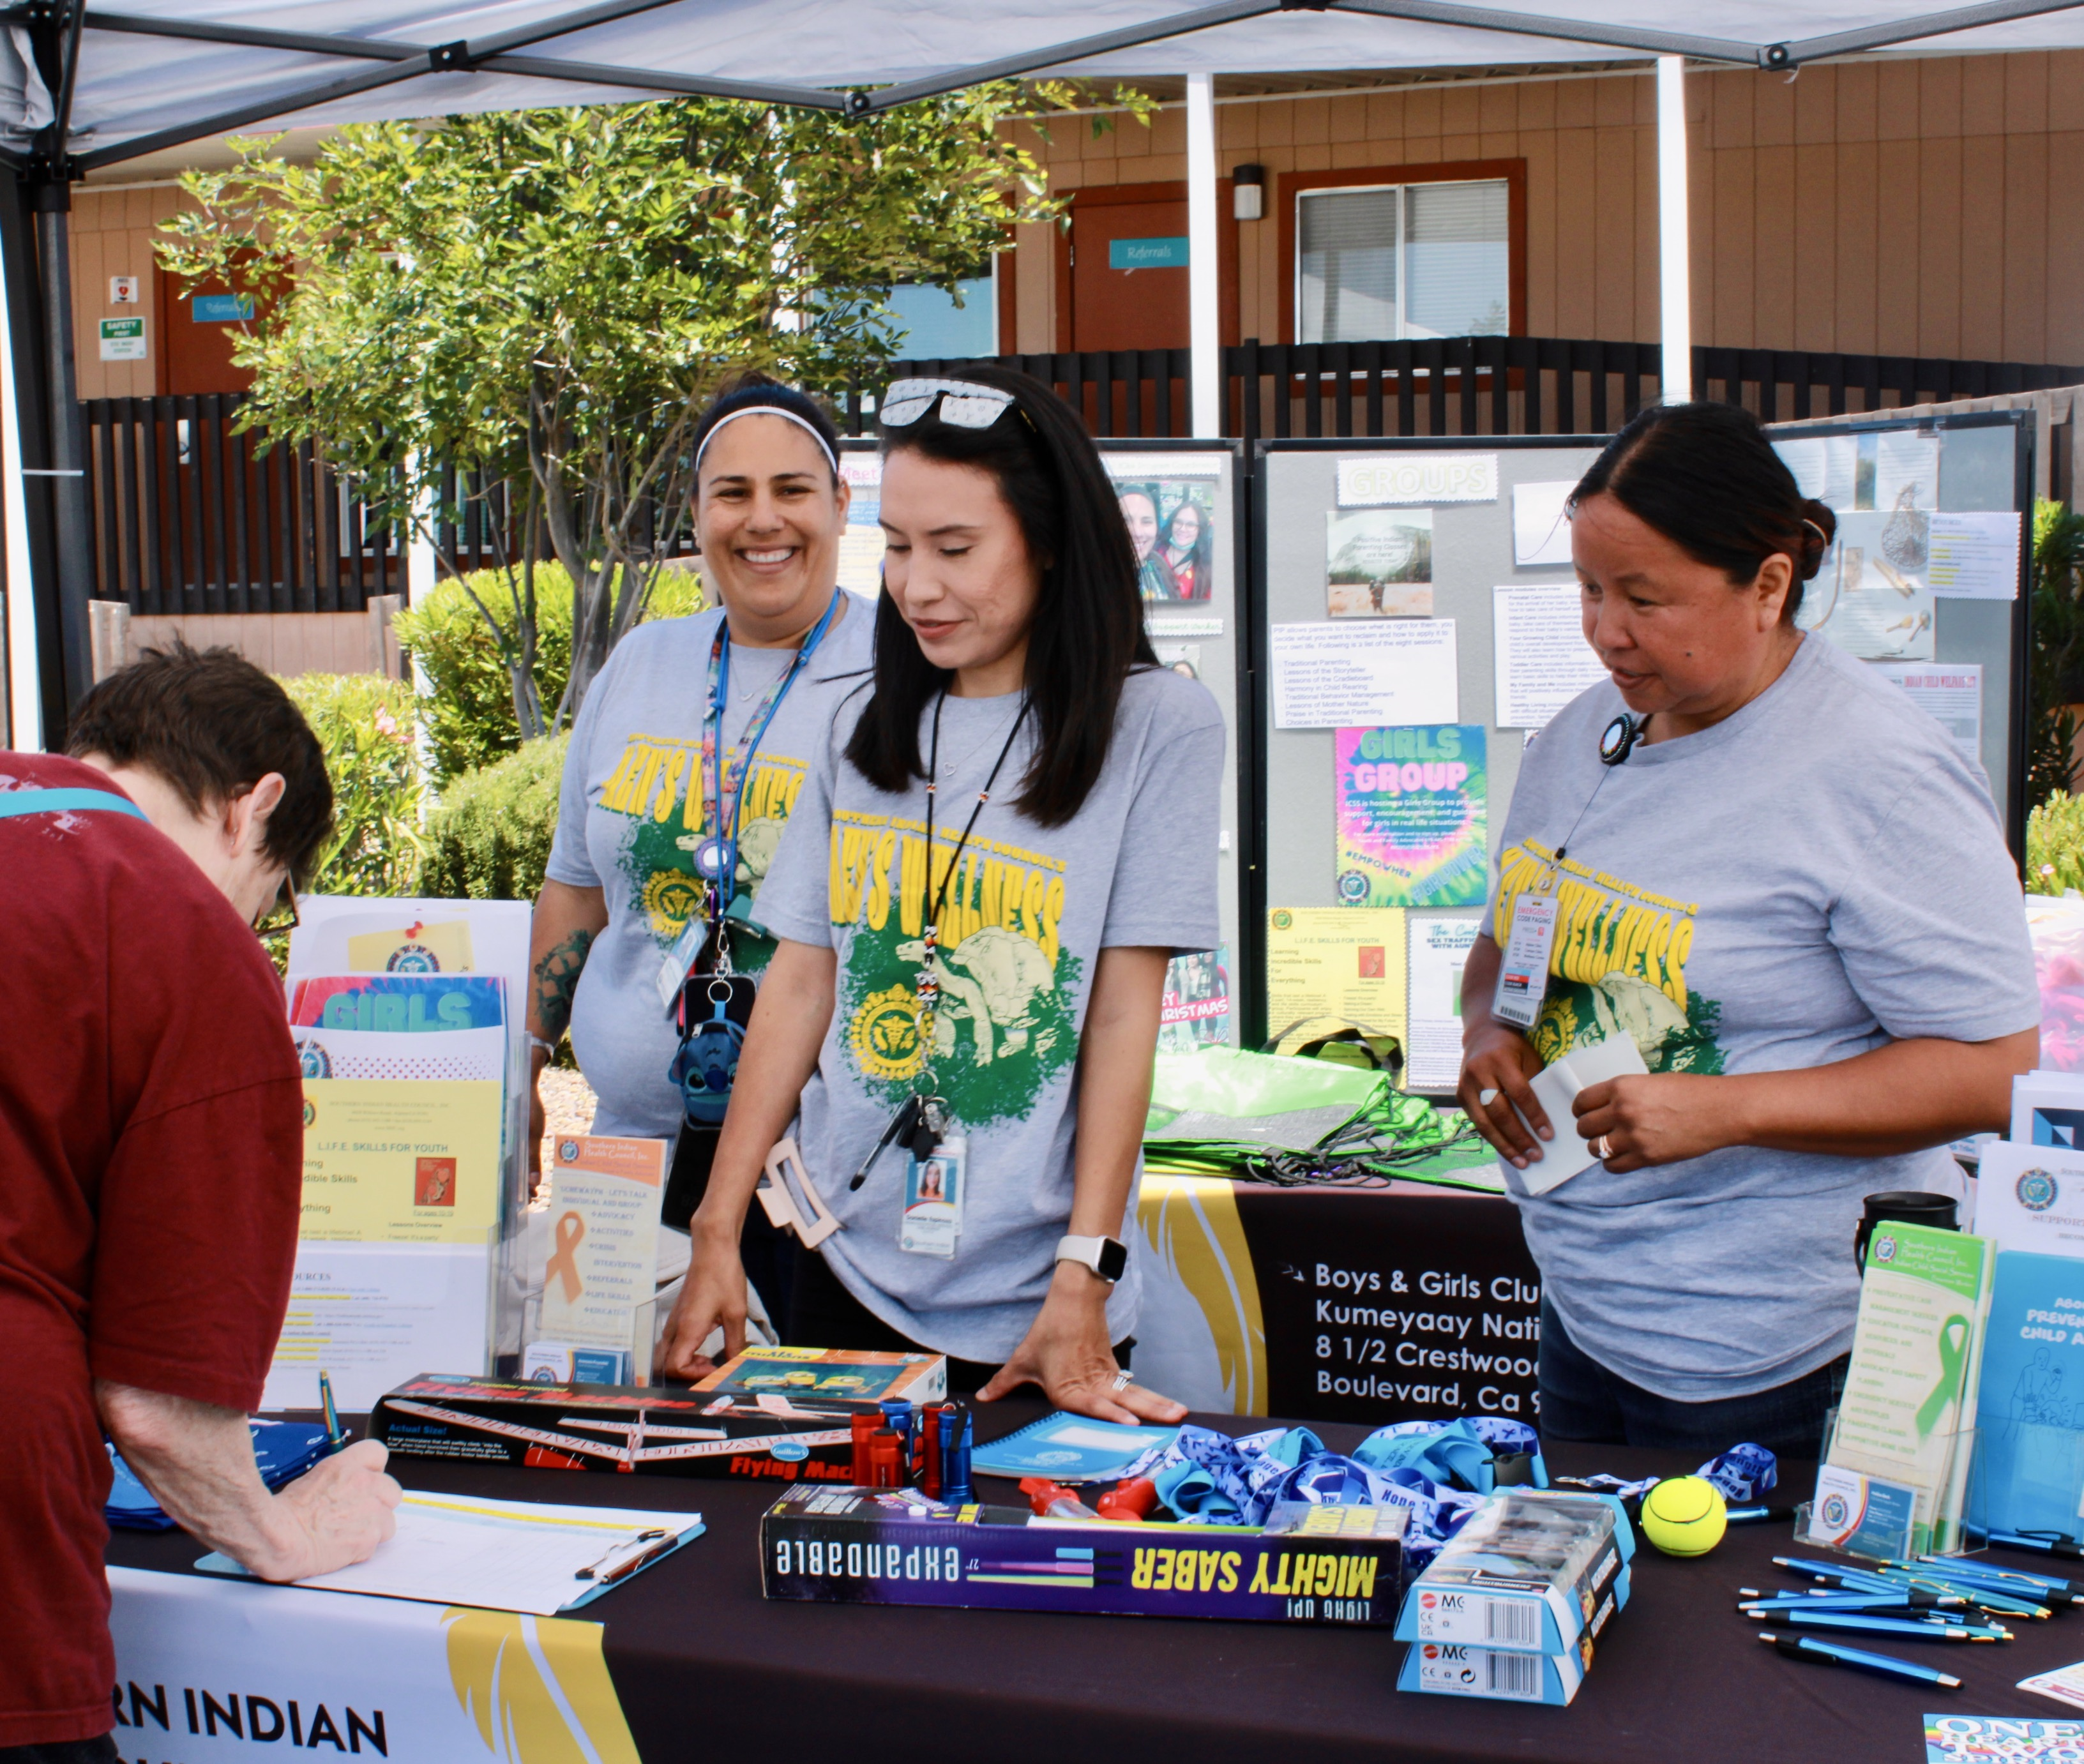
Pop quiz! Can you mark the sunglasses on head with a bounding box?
[879,377,1020,431]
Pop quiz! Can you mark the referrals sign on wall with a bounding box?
[107,1567,640,1763]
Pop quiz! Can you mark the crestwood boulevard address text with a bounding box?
[1312,1263,1542,1414]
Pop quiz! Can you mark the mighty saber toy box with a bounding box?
[761,1486,1408,1625]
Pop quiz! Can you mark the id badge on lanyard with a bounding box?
[1492,884,1559,1030]
[899,1136,966,1259]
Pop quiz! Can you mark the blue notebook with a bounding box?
[1974,1249,2084,1539]
[969,1413,1181,1484]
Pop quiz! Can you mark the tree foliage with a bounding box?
[158,92,1076,732]
[2030,499,2084,808]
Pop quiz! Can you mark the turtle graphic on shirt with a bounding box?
[896,927,1060,1066]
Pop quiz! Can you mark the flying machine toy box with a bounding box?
[1394,1489,1635,1654]
[761,1487,1407,1625]
[370,1371,889,1483]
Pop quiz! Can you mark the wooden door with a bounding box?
[1071,195,1191,351]
[158,258,265,396]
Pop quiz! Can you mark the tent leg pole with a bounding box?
[1656,54,1692,406]
[1187,70,1219,438]
[34,182,93,718]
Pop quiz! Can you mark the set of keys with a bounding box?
[849,1093,950,1191]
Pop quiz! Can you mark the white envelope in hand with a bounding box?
[1506,1036,1650,1196]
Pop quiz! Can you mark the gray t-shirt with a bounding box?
[758,667,1226,1361]
[545,596,875,1138]
[1489,633,2037,1401]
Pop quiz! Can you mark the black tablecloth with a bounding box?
[106,1405,2084,1763]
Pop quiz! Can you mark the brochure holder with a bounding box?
[1797,1407,1987,1560]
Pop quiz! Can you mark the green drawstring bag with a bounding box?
[1142,1047,1500,1193]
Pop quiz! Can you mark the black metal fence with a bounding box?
[866,335,2084,444]
[86,337,2084,612]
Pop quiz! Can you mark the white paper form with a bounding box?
[1270,619,1457,728]
[1511,481,1575,566]
[261,1242,493,1412]
[1774,435,1858,509]
[1928,512,2023,599]
[1871,661,1982,764]
[1407,913,1483,1092]
[204,1493,704,1615]
[1493,584,1608,728]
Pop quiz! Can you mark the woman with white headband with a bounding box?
[526,375,873,1328]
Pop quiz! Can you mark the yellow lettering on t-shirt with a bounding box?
[865,831,897,931]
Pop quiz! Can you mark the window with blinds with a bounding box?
[1297,178,1510,343]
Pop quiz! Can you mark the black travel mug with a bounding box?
[1854,1190,1959,1272]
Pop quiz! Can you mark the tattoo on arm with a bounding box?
[533,928,595,1044]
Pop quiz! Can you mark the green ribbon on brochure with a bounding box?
[1914,1314,1970,1440]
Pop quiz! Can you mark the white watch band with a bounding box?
[1055,1233,1128,1283]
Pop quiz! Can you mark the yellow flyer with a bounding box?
[1265,907,1408,1052]
[300,1080,503,1243]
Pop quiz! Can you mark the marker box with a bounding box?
[1398,1637,1588,1706]
[371,1372,880,1484]
[761,1488,1408,1625]
[1395,1489,1635,1654]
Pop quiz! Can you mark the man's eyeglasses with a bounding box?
[254,878,300,941]
[879,377,1020,431]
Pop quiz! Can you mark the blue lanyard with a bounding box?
[699,592,842,949]
[0,787,146,821]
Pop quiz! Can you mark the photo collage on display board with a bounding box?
[1112,470,1219,603]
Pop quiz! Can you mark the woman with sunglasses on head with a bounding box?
[658,368,1224,1423]
[528,375,873,1326]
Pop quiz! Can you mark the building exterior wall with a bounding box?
[1013,50,2084,367]
[68,184,190,401]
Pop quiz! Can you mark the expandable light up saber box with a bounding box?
[760,1487,1408,1625]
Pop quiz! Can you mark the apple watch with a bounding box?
[1055,1233,1129,1283]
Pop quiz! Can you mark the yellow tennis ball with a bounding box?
[1640,1476,1728,1557]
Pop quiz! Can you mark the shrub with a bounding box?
[391,562,705,785]
[419,734,569,901]
[282,672,424,897]
[2030,791,2084,896]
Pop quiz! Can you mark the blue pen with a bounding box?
[319,1369,346,1452]
[1725,1505,1797,1524]
[1740,1608,2007,1643]
[1737,1590,1963,1613]
[1759,1630,1960,1689]
[1911,1554,2082,1601]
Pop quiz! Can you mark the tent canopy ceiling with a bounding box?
[2,0,2083,174]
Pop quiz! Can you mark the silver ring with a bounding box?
[1477,1088,1499,1107]
[1111,1371,1134,1391]
[1592,1135,1612,1160]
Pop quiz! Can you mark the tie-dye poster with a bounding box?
[1334,725,1488,908]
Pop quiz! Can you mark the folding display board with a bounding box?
[838,437,1247,1050]
[1242,414,2034,1088]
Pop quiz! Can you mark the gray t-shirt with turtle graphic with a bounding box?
[757,667,1225,1362]
[545,596,875,1139]
[1489,632,2037,1402]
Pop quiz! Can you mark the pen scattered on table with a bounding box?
[1758,1631,1961,1689]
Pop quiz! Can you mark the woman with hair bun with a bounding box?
[1456,400,2039,1455]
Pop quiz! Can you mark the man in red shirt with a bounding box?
[2,644,399,1764]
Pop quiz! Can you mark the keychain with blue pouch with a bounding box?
[106,1420,333,1531]
[668,969,758,1127]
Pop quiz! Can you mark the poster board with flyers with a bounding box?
[1247,436,1606,1073]
[1244,415,2034,1078]
[838,435,1246,1050]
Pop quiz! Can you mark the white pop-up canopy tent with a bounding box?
[6,0,2084,742]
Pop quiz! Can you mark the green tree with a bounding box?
[2030,499,2084,807]
[157,93,1074,735]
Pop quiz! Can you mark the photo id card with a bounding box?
[900,1136,966,1260]
[1492,891,1557,1030]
